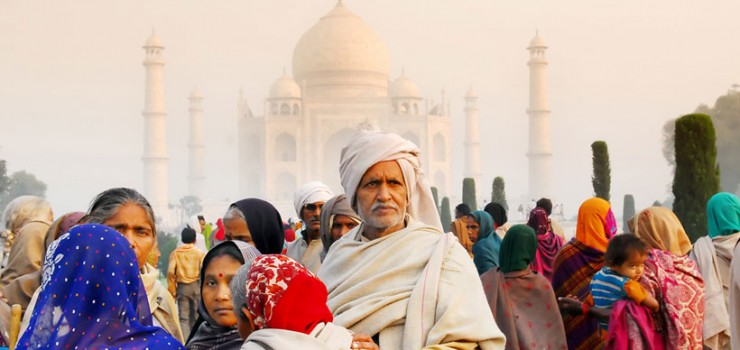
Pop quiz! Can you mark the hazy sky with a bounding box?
[2,1,739,224]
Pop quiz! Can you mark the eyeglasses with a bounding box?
[303,203,324,212]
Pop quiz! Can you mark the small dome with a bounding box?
[390,74,421,98]
[528,34,546,48]
[465,85,477,99]
[269,74,302,99]
[144,32,163,47]
[189,88,203,99]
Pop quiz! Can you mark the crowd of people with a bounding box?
[0,129,738,349]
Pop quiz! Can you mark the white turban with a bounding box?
[293,181,334,217]
[339,130,442,230]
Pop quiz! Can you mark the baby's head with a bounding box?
[605,234,648,280]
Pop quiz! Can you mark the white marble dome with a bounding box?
[269,74,302,99]
[390,74,421,98]
[291,1,390,97]
[529,34,546,48]
[144,33,163,47]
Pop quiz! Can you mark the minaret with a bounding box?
[464,86,482,195]
[188,88,206,200]
[237,89,254,198]
[527,32,553,199]
[142,31,169,215]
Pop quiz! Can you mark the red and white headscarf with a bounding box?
[245,255,333,334]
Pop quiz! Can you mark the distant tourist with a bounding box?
[450,203,473,255]
[286,182,334,273]
[484,202,511,238]
[168,227,207,339]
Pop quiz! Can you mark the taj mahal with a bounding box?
[140,1,553,222]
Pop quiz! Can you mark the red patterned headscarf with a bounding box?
[245,255,333,334]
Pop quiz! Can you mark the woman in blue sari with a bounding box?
[17,224,184,349]
[468,210,502,275]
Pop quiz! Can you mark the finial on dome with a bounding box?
[528,30,546,49]
[401,65,406,77]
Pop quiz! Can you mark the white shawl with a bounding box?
[318,219,505,349]
[141,263,184,343]
[338,130,442,231]
[241,322,353,350]
[690,235,738,347]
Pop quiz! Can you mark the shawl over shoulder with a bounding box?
[642,249,703,350]
[689,236,731,348]
[551,239,605,350]
[242,322,352,350]
[319,219,505,349]
[481,269,566,350]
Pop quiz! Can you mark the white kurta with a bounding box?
[286,237,324,274]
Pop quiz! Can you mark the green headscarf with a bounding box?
[707,192,740,238]
[471,210,495,241]
[499,224,537,273]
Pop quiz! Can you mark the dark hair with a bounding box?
[84,187,157,235]
[536,198,553,215]
[455,203,471,215]
[203,243,245,269]
[605,234,648,267]
[484,202,508,227]
[181,227,196,244]
[197,215,205,221]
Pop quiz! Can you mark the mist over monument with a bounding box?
[138,2,563,221]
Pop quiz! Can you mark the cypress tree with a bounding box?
[591,141,611,201]
[491,176,509,210]
[623,194,635,230]
[673,113,720,241]
[431,186,440,210]
[462,178,477,210]
[440,197,452,231]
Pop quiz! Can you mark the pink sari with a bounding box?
[640,249,704,350]
[606,300,664,350]
[528,208,564,282]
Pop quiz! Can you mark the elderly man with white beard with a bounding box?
[286,181,334,273]
[318,131,506,350]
